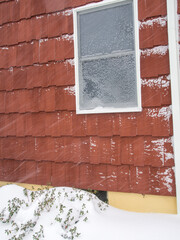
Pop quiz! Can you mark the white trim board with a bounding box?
[166,0,180,214]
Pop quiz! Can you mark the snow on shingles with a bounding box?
[141,45,168,56]
[139,16,167,29]
[141,75,170,88]
[61,34,74,41]
[161,168,173,193]
[65,59,75,66]
[0,185,180,240]
[64,86,75,95]
[62,9,73,16]
[147,105,172,122]
[146,137,174,166]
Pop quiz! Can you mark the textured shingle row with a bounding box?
[0,136,174,168]
[0,0,101,25]
[0,62,75,91]
[0,106,173,137]
[0,12,73,47]
[0,37,74,69]
[0,159,176,196]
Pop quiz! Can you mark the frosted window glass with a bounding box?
[79,2,134,57]
[74,0,140,113]
[79,55,137,110]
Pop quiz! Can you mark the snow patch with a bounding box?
[64,86,75,95]
[147,106,172,122]
[62,9,73,16]
[140,17,167,29]
[150,138,174,166]
[90,139,97,148]
[39,38,48,45]
[161,168,173,193]
[36,16,44,19]
[141,46,168,56]
[61,34,74,41]
[65,59,75,66]
[141,78,161,88]
[8,67,13,73]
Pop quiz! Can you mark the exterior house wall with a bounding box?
[0,0,177,198]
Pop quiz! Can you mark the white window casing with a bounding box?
[73,0,141,114]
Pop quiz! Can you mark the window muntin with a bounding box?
[74,0,141,114]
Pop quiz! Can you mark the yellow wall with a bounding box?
[0,182,177,214]
[0,181,52,191]
[108,191,177,214]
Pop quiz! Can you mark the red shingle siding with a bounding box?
[0,0,176,196]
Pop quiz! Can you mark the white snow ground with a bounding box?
[0,185,180,240]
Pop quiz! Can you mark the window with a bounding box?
[73,0,141,114]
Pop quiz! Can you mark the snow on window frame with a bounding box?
[73,0,141,114]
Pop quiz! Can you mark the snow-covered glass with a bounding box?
[74,0,141,114]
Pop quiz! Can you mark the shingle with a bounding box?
[24,137,35,160]
[107,165,118,191]
[112,114,121,136]
[86,114,98,136]
[79,163,92,189]
[120,113,137,137]
[121,138,134,165]
[51,162,66,187]
[97,114,113,137]
[31,112,45,136]
[66,162,80,188]
[99,137,112,164]
[138,0,167,21]
[5,91,16,113]
[16,43,33,67]
[72,112,86,136]
[18,20,27,43]
[13,68,27,90]
[91,164,107,191]
[25,160,37,184]
[11,0,20,22]
[37,161,52,185]
[71,137,81,163]
[42,87,56,112]
[0,48,9,69]
[31,0,46,16]
[19,0,32,19]
[117,165,130,192]
[16,113,26,136]
[130,166,150,194]
[139,18,168,49]
[5,70,13,91]
[59,111,73,136]
[133,136,145,167]
[80,137,90,163]
[89,136,99,164]
[136,109,152,135]
[110,136,121,165]
[141,49,170,78]
[151,107,172,137]
[0,91,6,113]
[48,13,63,38]
[141,80,162,107]
[45,0,65,13]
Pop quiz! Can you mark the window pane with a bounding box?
[79,2,134,57]
[79,54,137,110]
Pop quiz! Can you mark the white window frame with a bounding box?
[73,0,141,114]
